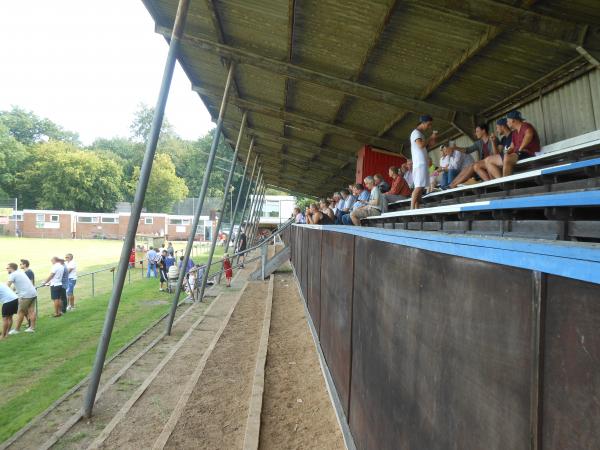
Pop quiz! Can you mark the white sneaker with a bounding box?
[66,305,72,311]
[25,327,35,333]
[8,329,19,335]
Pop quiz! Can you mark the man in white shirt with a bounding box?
[7,263,38,333]
[43,257,66,317]
[65,253,77,311]
[0,283,18,339]
[410,115,437,209]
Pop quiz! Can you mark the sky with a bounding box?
[0,0,214,145]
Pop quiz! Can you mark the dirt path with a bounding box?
[164,281,268,449]
[259,270,345,450]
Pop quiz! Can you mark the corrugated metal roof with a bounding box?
[142,0,600,196]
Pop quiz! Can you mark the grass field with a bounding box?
[0,237,226,443]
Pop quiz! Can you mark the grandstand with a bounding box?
[5,2,598,450]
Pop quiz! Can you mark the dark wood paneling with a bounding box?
[320,231,355,416]
[301,227,308,299]
[350,237,533,450]
[542,275,600,449]
[306,228,322,335]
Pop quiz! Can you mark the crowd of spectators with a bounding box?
[293,110,541,224]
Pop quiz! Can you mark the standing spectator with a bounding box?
[60,258,69,313]
[167,242,175,256]
[350,176,387,225]
[223,254,233,288]
[237,227,247,268]
[129,248,136,269]
[410,115,437,209]
[293,207,306,224]
[374,174,390,193]
[6,262,37,334]
[0,283,18,339]
[159,250,168,291]
[386,166,412,202]
[43,257,65,318]
[64,253,77,311]
[485,111,539,178]
[146,246,158,278]
[20,259,34,284]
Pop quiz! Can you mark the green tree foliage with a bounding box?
[0,122,31,198]
[0,106,79,145]
[129,103,174,143]
[129,153,188,213]
[18,141,123,211]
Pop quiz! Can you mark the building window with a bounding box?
[263,200,280,218]
[169,218,190,225]
[36,213,44,222]
[50,215,59,223]
[11,213,23,221]
[101,217,118,224]
[144,217,153,225]
[78,216,99,223]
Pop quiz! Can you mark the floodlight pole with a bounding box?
[82,0,191,419]
[218,137,254,284]
[232,156,258,258]
[165,61,236,336]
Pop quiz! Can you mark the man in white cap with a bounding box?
[410,115,437,209]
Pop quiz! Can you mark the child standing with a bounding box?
[223,254,233,287]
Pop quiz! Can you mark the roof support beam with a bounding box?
[156,25,467,121]
[411,0,598,50]
[193,85,401,150]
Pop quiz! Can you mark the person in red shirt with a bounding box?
[486,110,540,178]
[385,166,412,202]
[128,248,136,269]
[223,253,233,287]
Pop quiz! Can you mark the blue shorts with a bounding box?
[67,279,77,295]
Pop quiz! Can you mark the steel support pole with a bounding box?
[233,162,259,254]
[196,114,247,301]
[165,62,236,335]
[251,184,266,245]
[247,179,264,246]
[82,0,191,419]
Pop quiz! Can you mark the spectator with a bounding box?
[494,117,513,154]
[43,257,66,318]
[410,115,437,209]
[223,253,233,288]
[342,183,369,225]
[20,259,34,284]
[0,283,18,339]
[335,189,355,223]
[64,253,77,311]
[438,145,460,189]
[331,192,342,212]
[374,174,390,193]
[129,248,136,269]
[59,258,69,313]
[449,123,494,188]
[293,207,306,224]
[159,250,168,291]
[485,110,540,178]
[350,176,387,225]
[6,262,37,334]
[306,203,331,224]
[178,255,195,273]
[236,227,247,268]
[385,166,412,202]
[146,246,158,278]
[427,157,441,192]
[320,198,335,222]
[167,242,175,256]
[402,160,414,189]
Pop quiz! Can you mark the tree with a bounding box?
[129,153,188,213]
[0,106,79,145]
[18,141,123,211]
[129,103,174,143]
[0,122,31,198]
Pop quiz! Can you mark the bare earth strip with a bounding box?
[163,281,268,449]
[258,271,345,450]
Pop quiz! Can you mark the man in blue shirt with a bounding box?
[342,183,370,225]
[146,247,158,278]
[0,283,19,339]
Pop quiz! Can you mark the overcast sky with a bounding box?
[0,0,214,145]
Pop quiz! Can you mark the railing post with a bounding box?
[165,61,236,335]
[196,112,247,302]
[82,0,191,419]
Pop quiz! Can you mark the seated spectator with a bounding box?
[438,144,460,189]
[335,189,354,224]
[350,176,387,226]
[306,203,332,224]
[341,183,369,225]
[331,192,342,212]
[373,174,390,193]
[427,157,441,192]
[385,166,412,202]
[485,110,539,178]
[402,160,414,189]
[320,198,335,222]
[293,206,306,224]
[449,123,495,188]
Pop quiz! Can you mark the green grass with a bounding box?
[0,237,227,443]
